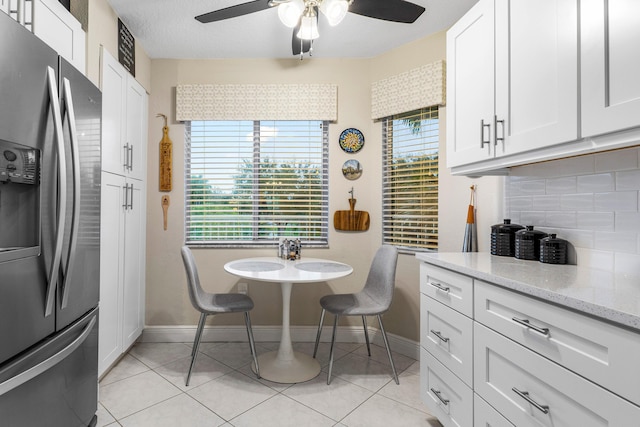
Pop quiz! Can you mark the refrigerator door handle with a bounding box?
[0,316,96,397]
[44,66,67,318]
[59,77,80,310]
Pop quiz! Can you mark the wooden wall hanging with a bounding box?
[333,188,370,232]
[157,113,173,192]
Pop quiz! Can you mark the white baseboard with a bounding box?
[140,325,420,360]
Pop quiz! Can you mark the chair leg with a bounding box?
[313,308,326,358]
[191,312,206,358]
[244,312,260,379]
[377,314,399,385]
[187,313,207,386]
[327,314,339,385]
[362,315,371,356]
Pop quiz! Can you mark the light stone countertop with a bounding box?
[416,252,640,332]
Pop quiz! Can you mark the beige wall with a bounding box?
[85,0,151,91]
[145,31,503,341]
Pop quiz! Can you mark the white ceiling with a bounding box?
[106,0,478,59]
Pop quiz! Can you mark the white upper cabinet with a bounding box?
[581,0,640,137]
[447,0,579,171]
[446,0,495,167]
[101,49,128,176]
[101,49,148,180]
[447,0,640,175]
[32,0,85,72]
[495,0,578,157]
[2,0,86,72]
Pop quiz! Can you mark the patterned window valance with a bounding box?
[176,83,338,121]
[371,60,446,120]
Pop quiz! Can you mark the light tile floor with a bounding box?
[98,341,443,427]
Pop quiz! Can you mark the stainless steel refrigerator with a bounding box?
[0,12,100,427]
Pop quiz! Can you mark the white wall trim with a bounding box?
[140,325,420,360]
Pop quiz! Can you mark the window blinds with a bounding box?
[185,120,329,246]
[382,107,439,251]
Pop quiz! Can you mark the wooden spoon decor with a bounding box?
[333,188,370,232]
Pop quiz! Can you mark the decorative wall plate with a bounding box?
[339,128,365,153]
[342,159,362,180]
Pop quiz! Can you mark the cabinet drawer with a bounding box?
[420,294,473,386]
[474,393,514,427]
[420,348,473,427]
[475,280,640,404]
[474,323,640,426]
[420,264,473,317]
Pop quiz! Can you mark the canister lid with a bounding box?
[515,225,548,239]
[491,219,524,233]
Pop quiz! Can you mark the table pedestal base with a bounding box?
[253,351,321,384]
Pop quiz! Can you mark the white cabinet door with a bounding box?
[421,348,473,427]
[474,394,514,427]
[495,0,578,156]
[474,323,640,427]
[446,0,495,168]
[32,0,85,72]
[101,49,128,176]
[126,77,148,181]
[1,0,9,14]
[582,0,640,137]
[101,49,148,180]
[99,173,146,376]
[420,294,473,386]
[122,179,146,349]
[99,172,125,376]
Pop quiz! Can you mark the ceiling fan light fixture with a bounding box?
[297,9,320,40]
[277,0,304,28]
[319,0,348,26]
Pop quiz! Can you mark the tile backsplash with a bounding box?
[505,147,640,275]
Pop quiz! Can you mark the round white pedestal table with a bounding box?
[224,257,353,383]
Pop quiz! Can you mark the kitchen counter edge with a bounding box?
[416,252,640,332]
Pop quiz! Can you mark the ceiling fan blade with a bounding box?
[195,0,272,23]
[349,0,425,23]
[292,26,312,56]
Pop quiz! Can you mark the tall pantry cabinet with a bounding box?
[99,49,148,376]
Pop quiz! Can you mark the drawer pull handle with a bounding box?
[512,317,550,336]
[429,282,450,293]
[512,387,549,414]
[430,330,450,343]
[430,388,450,405]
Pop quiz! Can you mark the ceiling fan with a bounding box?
[195,0,426,57]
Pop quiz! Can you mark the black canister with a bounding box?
[515,226,548,260]
[539,234,568,264]
[491,219,524,257]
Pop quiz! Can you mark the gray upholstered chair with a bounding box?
[181,246,260,386]
[313,245,399,385]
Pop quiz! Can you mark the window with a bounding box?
[382,107,439,251]
[185,120,329,247]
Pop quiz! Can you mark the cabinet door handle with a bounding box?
[512,387,549,414]
[128,183,134,210]
[122,184,129,210]
[512,317,550,336]
[128,144,134,171]
[480,119,491,148]
[428,281,450,293]
[430,330,450,343]
[430,388,450,405]
[123,143,130,169]
[494,115,505,147]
